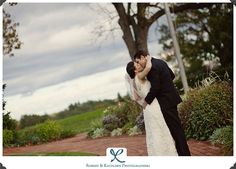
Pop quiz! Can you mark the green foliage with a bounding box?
[60,129,77,139]
[210,125,233,155]
[159,4,233,93]
[14,109,104,146]
[3,4,23,56]
[159,4,233,67]
[111,128,123,137]
[52,100,115,120]
[103,99,142,131]
[35,120,61,142]
[57,109,104,134]
[88,98,143,138]
[20,114,51,129]
[3,112,17,130]
[121,122,134,134]
[91,128,107,139]
[90,118,103,131]
[103,99,142,128]
[16,120,76,146]
[87,118,103,138]
[3,129,14,146]
[17,120,62,145]
[178,81,233,140]
[135,112,145,132]
[175,66,233,93]
[3,84,17,130]
[128,126,142,136]
[103,114,121,131]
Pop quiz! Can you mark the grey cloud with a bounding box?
[3,3,161,98]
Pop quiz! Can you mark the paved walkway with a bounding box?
[3,133,222,156]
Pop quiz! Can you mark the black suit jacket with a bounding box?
[145,58,182,109]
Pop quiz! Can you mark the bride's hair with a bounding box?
[126,61,135,79]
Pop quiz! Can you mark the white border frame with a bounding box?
[0,0,235,169]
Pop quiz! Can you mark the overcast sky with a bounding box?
[3,3,164,120]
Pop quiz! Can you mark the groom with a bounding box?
[134,50,191,156]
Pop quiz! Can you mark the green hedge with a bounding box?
[16,120,76,146]
[178,81,233,140]
[88,99,143,138]
[210,125,233,155]
[3,129,14,146]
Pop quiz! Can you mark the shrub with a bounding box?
[120,99,142,126]
[103,115,121,131]
[88,98,142,138]
[16,120,76,145]
[128,126,142,136]
[3,112,17,130]
[20,114,50,129]
[34,120,61,142]
[91,128,106,139]
[103,99,142,131]
[3,129,14,147]
[60,129,77,139]
[122,122,133,134]
[210,125,233,155]
[135,112,145,132]
[111,128,123,137]
[87,118,103,138]
[178,81,233,140]
[90,118,103,131]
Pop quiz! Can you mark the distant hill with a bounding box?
[51,99,116,120]
[19,99,117,129]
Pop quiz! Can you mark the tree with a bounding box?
[159,3,233,68]
[3,3,23,56]
[2,84,17,130]
[111,3,214,59]
[158,3,233,88]
[20,114,50,129]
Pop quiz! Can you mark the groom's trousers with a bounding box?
[161,105,191,156]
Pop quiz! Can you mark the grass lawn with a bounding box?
[8,152,98,156]
[17,109,104,136]
[56,109,104,133]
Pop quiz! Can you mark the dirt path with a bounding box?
[3,133,222,156]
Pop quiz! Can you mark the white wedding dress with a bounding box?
[134,76,178,156]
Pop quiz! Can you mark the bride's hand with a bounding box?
[146,55,152,68]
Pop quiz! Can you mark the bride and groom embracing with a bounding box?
[125,50,191,156]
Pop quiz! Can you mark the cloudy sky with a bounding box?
[3,3,164,120]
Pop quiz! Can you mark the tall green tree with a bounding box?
[2,84,17,130]
[159,4,233,70]
[158,3,233,88]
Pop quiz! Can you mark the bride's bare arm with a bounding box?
[131,81,144,106]
[137,55,152,80]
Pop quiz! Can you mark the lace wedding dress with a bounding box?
[134,76,178,156]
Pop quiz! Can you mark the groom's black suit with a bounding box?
[145,57,191,156]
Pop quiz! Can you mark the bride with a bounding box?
[125,55,178,156]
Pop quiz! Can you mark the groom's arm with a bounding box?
[144,67,161,105]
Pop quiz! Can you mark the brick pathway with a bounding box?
[3,133,222,156]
